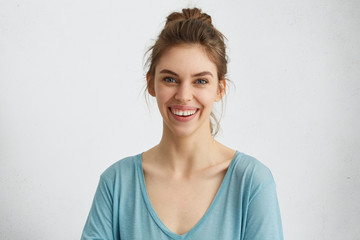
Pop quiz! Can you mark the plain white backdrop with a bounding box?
[1,0,359,239]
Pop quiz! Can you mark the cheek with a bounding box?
[155,87,173,107]
[196,89,219,105]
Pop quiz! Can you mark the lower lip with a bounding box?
[169,108,199,122]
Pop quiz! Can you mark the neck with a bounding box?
[155,123,221,176]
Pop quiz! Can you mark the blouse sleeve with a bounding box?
[81,176,114,240]
[243,179,284,240]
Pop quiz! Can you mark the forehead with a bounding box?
[155,44,218,76]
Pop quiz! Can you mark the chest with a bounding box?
[144,172,226,235]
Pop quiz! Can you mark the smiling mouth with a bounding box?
[169,107,198,117]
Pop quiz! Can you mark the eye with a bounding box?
[195,79,208,84]
[163,77,176,83]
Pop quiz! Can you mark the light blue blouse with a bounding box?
[81,151,283,240]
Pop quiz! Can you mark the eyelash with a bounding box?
[163,77,176,83]
[195,79,208,84]
[162,77,208,85]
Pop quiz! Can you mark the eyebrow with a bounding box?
[159,69,213,77]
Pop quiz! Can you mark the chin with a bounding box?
[166,122,210,139]
[172,129,197,138]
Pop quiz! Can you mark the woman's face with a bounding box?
[148,44,224,137]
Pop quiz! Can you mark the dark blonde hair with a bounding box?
[145,8,228,136]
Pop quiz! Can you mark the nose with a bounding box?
[174,82,192,103]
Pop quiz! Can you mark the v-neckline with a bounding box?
[136,151,241,240]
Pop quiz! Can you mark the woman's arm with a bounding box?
[243,179,284,240]
[81,176,114,240]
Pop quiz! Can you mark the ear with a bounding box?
[215,79,226,102]
[146,73,156,97]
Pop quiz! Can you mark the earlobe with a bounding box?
[146,73,156,97]
[215,79,226,102]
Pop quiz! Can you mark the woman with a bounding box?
[81,8,283,240]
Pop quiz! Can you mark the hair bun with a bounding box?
[166,8,213,27]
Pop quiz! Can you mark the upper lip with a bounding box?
[169,105,199,111]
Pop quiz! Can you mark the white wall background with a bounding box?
[1,0,359,239]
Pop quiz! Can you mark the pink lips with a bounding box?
[168,105,199,122]
[170,105,198,111]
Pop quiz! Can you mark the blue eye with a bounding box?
[164,77,176,83]
[196,79,208,84]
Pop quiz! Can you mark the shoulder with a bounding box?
[234,152,275,187]
[100,153,141,182]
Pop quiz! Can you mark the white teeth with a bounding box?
[171,108,196,116]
